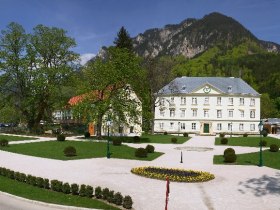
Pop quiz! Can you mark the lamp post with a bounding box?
[258,120,263,167]
[106,119,111,159]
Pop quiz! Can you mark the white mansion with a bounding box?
[154,77,260,135]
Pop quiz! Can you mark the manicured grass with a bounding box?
[0,141,163,161]
[0,134,37,141]
[215,136,280,147]
[0,175,119,210]
[213,150,280,170]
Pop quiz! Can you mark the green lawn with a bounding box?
[213,150,280,170]
[0,134,37,141]
[0,141,163,161]
[0,175,119,210]
[215,136,280,147]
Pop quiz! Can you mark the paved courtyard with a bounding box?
[0,134,279,210]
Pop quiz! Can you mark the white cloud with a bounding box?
[80,53,96,65]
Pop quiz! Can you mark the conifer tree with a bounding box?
[114,26,133,52]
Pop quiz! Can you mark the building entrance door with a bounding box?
[204,123,209,133]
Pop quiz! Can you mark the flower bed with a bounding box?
[131,166,215,182]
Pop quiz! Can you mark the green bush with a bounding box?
[113,138,122,146]
[123,195,133,209]
[270,144,279,152]
[113,192,123,206]
[243,133,248,137]
[84,132,90,138]
[102,187,110,200]
[63,146,77,157]
[219,133,225,138]
[85,185,93,198]
[107,190,115,203]
[43,178,49,189]
[220,138,228,145]
[7,169,15,179]
[164,131,168,135]
[224,153,237,163]
[0,139,9,147]
[171,137,177,143]
[27,175,36,186]
[14,172,21,181]
[145,144,155,153]
[18,173,26,182]
[223,148,235,156]
[95,186,102,199]
[133,136,140,143]
[135,148,147,158]
[51,180,62,192]
[71,183,79,195]
[62,183,71,194]
[36,177,44,188]
[57,134,66,141]
[261,130,268,137]
[79,184,86,197]
[183,132,188,137]
[259,140,267,147]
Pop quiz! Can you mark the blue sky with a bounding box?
[1,0,280,63]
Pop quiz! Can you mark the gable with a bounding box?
[191,84,223,95]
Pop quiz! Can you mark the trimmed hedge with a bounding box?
[135,148,147,158]
[270,144,279,152]
[171,137,177,143]
[57,134,66,141]
[112,139,122,146]
[63,146,77,157]
[220,138,228,145]
[145,144,155,153]
[0,138,9,147]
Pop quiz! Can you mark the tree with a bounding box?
[113,26,133,52]
[0,22,79,132]
[260,93,277,119]
[73,47,145,138]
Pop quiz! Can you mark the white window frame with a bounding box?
[159,123,164,129]
[192,97,197,105]
[181,97,186,105]
[204,110,209,118]
[228,98,233,106]
[250,98,255,106]
[180,109,186,118]
[228,110,234,118]
[250,110,255,118]
[228,123,232,131]
[170,109,175,117]
[192,123,196,130]
[239,98,244,106]
[217,97,221,105]
[217,110,222,118]
[204,97,209,105]
[250,124,255,131]
[160,110,165,117]
[181,123,186,130]
[160,97,165,106]
[239,123,244,131]
[240,110,244,118]
[170,122,174,129]
[217,123,222,131]
[192,109,197,117]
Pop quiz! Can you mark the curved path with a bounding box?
[0,135,279,210]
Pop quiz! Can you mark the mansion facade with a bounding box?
[154,77,260,135]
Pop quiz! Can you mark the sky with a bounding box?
[1,0,280,64]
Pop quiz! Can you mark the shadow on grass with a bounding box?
[238,172,280,196]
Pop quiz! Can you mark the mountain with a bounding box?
[132,12,280,58]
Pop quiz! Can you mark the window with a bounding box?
[204,97,209,105]
[160,110,165,117]
[181,123,186,130]
[228,98,233,105]
[217,97,221,105]
[159,98,165,106]
[204,110,209,118]
[228,123,232,131]
[192,109,197,117]
[170,97,174,104]
[250,98,255,106]
[180,109,185,118]
[159,123,164,129]
[228,110,233,118]
[239,123,244,131]
[217,123,222,131]
[192,97,197,105]
[192,123,196,130]
[240,110,244,118]
[170,122,174,129]
[240,98,244,105]
[217,110,222,118]
[250,124,255,131]
[170,109,175,117]
[250,110,255,118]
[181,97,186,105]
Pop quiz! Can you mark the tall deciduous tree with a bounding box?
[73,47,145,138]
[0,22,79,131]
[114,26,133,52]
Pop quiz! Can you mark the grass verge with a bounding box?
[0,134,37,141]
[215,136,280,147]
[0,141,163,161]
[213,150,280,170]
[0,175,119,209]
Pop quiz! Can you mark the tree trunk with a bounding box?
[96,114,103,139]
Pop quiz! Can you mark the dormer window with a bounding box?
[227,86,232,93]
[181,85,186,91]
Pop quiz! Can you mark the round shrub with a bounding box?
[224,153,237,163]
[243,133,248,137]
[135,148,147,158]
[71,183,79,195]
[259,140,267,147]
[36,177,44,188]
[220,138,228,145]
[79,184,86,197]
[95,186,102,199]
[107,190,115,203]
[145,144,155,153]
[224,148,235,156]
[113,139,122,146]
[85,185,93,198]
[102,187,110,200]
[0,139,8,147]
[171,137,177,143]
[51,180,62,192]
[133,136,140,143]
[183,132,188,137]
[219,133,225,138]
[62,183,71,194]
[261,130,268,137]
[84,132,90,138]
[113,192,123,206]
[123,195,133,209]
[164,131,168,135]
[43,178,50,189]
[57,134,66,141]
[64,146,77,157]
[270,144,279,152]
